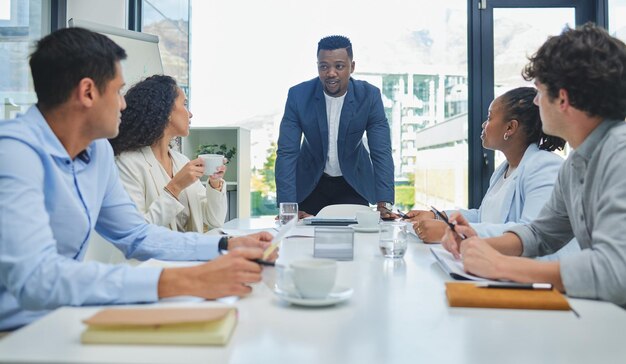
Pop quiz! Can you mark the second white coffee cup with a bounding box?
[198,154,224,176]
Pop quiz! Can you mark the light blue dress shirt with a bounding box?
[452,144,563,237]
[0,106,220,330]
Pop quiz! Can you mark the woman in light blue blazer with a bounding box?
[407,87,566,243]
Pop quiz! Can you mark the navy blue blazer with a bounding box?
[275,77,394,205]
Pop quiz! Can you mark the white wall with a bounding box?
[67,0,127,29]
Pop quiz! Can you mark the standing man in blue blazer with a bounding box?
[275,35,396,217]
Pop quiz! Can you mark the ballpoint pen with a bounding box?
[430,206,466,240]
[252,259,276,267]
[396,209,409,219]
[475,282,553,290]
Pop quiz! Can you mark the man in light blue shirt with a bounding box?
[0,28,271,331]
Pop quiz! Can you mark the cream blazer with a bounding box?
[115,146,227,232]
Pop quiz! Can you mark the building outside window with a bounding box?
[0,0,46,119]
[609,0,626,42]
[190,0,469,215]
[141,0,189,94]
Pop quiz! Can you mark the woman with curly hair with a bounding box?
[109,75,227,232]
[406,87,571,245]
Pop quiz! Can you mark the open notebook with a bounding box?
[430,246,497,282]
[431,247,572,311]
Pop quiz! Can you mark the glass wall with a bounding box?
[0,0,46,119]
[609,0,626,42]
[190,0,468,215]
[491,7,575,166]
[141,0,189,93]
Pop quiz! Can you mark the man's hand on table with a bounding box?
[157,232,278,299]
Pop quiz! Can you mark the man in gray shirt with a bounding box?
[441,23,626,306]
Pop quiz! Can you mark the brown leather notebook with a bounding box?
[445,282,571,311]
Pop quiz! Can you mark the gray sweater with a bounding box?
[509,119,626,305]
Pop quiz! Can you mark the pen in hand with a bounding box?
[430,206,466,240]
[252,259,275,267]
[396,209,409,219]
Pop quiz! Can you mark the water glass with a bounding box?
[379,222,408,258]
[279,202,298,225]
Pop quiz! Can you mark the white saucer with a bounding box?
[348,224,380,233]
[274,286,354,306]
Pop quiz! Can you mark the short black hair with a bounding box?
[29,27,127,110]
[109,75,179,155]
[500,87,565,152]
[523,22,626,120]
[317,35,353,59]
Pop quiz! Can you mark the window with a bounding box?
[190,0,468,214]
[609,0,626,42]
[0,0,47,119]
[141,0,189,93]
[492,7,575,167]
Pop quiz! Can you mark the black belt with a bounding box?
[322,173,343,180]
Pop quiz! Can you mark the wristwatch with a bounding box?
[218,236,230,253]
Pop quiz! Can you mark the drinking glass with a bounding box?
[279,202,298,225]
[379,222,408,258]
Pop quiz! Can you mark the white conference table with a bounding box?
[1,217,625,364]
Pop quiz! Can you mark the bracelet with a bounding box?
[163,186,178,201]
[209,179,224,191]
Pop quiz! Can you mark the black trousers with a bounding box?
[299,174,368,215]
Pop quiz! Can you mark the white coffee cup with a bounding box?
[198,154,224,176]
[289,259,337,299]
[356,210,380,228]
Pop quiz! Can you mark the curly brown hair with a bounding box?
[522,22,626,120]
[109,75,178,155]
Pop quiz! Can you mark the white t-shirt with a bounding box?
[480,166,518,224]
[323,92,346,177]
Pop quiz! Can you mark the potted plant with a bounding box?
[196,144,237,164]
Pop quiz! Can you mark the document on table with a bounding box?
[430,246,498,282]
[220,226,315,238]
[219,227,277,236]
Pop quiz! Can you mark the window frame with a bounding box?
[127,0,612,209]
[467,0,605,208]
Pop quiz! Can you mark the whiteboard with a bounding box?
[68,18,163,91]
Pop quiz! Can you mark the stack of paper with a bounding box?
[81,307,237,346]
